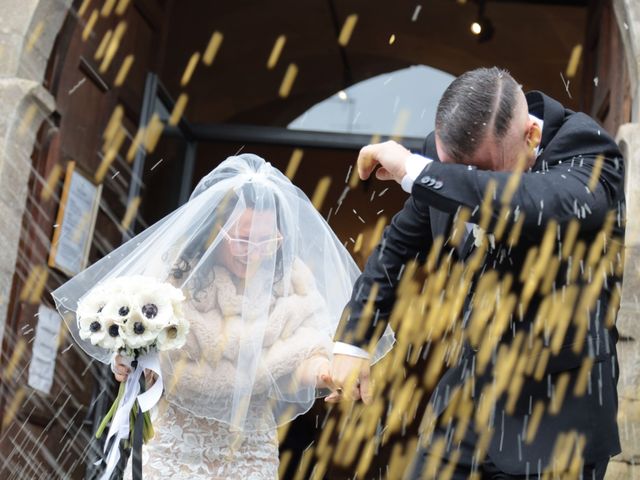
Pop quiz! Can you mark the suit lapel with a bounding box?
[429,207,476,260]
[458,226,476,259]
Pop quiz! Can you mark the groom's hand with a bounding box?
[325,354,372,405]
[357,140,411,183]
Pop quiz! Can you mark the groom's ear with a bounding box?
[525,121,542,150]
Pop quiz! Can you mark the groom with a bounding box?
[327,67,625,479]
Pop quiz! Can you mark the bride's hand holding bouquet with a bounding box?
[74,275,189,479]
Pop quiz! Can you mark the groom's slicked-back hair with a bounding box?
[435,67,520,163]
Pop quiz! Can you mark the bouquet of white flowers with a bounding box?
[75,275,188,480]
[77,275,188,355]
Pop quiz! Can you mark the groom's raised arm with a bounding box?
[334,145,436,352]
[410,153,623,241]
[327,140,435,404]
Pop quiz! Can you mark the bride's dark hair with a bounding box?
[167,181,286,300]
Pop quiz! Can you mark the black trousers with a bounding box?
[404,422,609,480]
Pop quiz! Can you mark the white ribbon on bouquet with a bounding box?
[98,351,163,480]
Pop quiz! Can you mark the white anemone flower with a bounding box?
[100,293,137,326]
[78,314,106,345]
[155,282,186,319]
[76,286,109,322]
[96,294,137,352]
[171,300,185,319]
[158,282,185,303]
[135,288,175,330]
[98,276,128,294]
[96,317,125,351]
[122,310,158,349]
[97,275,148,300]
[156,317,189,351]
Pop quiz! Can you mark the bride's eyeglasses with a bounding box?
[220,227,283,257]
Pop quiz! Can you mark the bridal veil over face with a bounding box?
[52,154,394,431]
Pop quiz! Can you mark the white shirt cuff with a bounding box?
[401,154,432,193]
[333,342,370,359]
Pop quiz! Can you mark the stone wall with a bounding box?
[609,123,640,479]
[0,0,70,344]
[609,1,640,478]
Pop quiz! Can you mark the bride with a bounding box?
[53,154,393,479]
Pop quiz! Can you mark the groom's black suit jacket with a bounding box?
[336,91,625,474]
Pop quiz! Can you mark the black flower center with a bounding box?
[142,304,158,319]
[90,321,101,332]
[133,322,145,335]
[108,324,119,337]
[118,306,130,317]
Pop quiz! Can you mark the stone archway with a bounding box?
[0,0,70,343]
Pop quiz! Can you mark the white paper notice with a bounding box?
[28,305,62,394]
[54,170,99,276]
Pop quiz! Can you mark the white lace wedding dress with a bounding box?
[123,261,331,479]
[123,401,279,479]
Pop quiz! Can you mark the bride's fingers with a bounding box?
[324,392,342,403]
[321,374,341,393]
[324,386,359,403]
[316,360,332,388]
[144,369,157,386]
[115,364,130,375]
[359,375,373,405]
[317,374,330,389]
[347,385,361,401]
[323,375,345,403]
[113,364,130,382]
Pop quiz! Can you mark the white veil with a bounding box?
[52,154,394,432]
